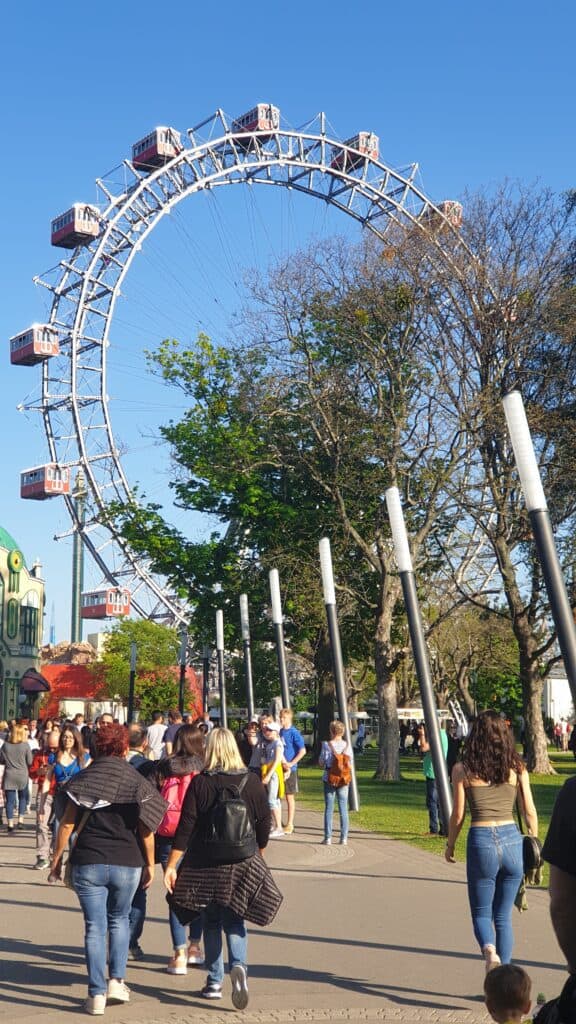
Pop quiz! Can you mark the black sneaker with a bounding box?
[200,981,223,1000]
[230,964,249,1010]
[128,944,144,961]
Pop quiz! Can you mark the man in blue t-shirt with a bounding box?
[279,708,306,835]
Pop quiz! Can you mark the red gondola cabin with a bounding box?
[421,200,463,232]
[231,104,280,146]
[81,588,131,619]
[20,464,70,500]
[132,127,182,171]
[10,324,59,366]
[51,204,101,249]
[330,132,379,171]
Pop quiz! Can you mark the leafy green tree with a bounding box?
[409,183,576,771]
[111,239,469,779]
[90,619,201,720]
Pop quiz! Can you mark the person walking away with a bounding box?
[319,721,353,846]
[279,708,306,834]
[163,710,184,757]
[48,722,167,1015]
[146,711,166,761]
[129,725,205,970]
[260,721,285,838]
[126,726,148,769]
[164,727,278,1008]
[30,731,60,868]
[0,722,33,832]
[419,721,449,836]
[445,711,538,973]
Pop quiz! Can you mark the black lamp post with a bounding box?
[318,537,359,811]
[240,594,255,720]
[269,569,291,709]
[385,487,452,831]
[127,641,137,723]
[202,645,211,714]
[178,631,187,716]
[216,610,228,729]
[503,392,576,708]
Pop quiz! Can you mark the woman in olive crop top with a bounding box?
[445,711,538,974]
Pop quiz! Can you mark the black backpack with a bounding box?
[190,772,256,865]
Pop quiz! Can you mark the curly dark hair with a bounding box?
[92,722,128,759]
[462,711,524,784]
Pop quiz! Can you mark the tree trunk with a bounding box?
[520,648,554,773]
[493,535,554,774]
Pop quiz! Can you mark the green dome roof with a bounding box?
[0,527,27,567]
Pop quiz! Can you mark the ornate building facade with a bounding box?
[0,526,45,720]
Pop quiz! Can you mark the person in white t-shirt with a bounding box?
[146,711,166,761]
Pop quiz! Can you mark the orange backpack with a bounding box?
[327,741,352,788]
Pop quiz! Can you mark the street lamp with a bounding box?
[385,486,452,830]
[178,631,188,716]
[240,594,256,720]
[503,391,576,708]
[269,569,291,709]
[127,641,137,723]
[216,609,228,729]
[318,537,359,811]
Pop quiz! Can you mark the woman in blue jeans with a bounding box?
[49,723,167,1015]
[445,711,538,973]
[319,720,352,845]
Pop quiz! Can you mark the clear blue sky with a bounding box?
[1,0,574,643]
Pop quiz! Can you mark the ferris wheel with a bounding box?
[11,104,467,627]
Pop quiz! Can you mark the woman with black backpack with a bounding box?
[164,727,281,1009]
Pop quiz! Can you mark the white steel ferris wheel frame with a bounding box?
[30,108,469,627]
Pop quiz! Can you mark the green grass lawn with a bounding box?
[297,746,576,882]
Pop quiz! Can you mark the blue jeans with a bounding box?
[128,876,147,947]
[466,824,523,964]
[203,902,247,985]
[73,863,141,996]
[323,782,349,841]
[425,778,446,834]
[5,788,28,821]
[156,838,203,950]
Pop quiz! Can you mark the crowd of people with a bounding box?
[4,705,576,1020]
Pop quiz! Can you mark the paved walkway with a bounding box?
[0,808,567,1022]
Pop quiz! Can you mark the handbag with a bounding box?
[515,799,543,873]
[63,810,91,889]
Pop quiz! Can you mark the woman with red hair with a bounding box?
[49,722,167,1015]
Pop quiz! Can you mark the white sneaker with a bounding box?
[85,994,106,1015]
[321,838,332,845]
[230,964,249,1010]
[269,829,284,838]
[107,979,130,1003]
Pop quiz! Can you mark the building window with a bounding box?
[7,599,19,639]
[20,605,38,648]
